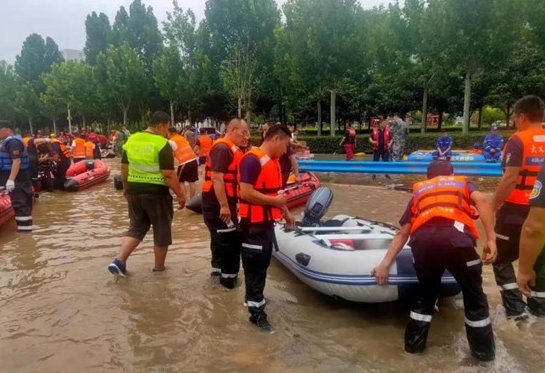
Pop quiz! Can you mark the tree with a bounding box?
[95,43,148,125]
[281,0,363,135]
[112,0,162,72]
[15,82,41,134]
[15,34,63,92]
[0,61,18,120]
[152,46,184,124]
[204,0,279,122]
[41,61,97,127]
[164,2,211,123]
[84,12,112,65]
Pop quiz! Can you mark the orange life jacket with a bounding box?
[238,147,283,223]
[23,136,32,147]
[199,134,213,157]
[72,138,86,158]
[202,137,243,197]
[170,133,196,164]
[51,139,71,159]
[410,175,479,239]
[504,127,545,205]
[85,141,95,158]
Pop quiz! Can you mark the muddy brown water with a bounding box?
[1,158,544,372]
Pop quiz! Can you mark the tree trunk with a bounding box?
[53,119,57,134]
[29,118,33,134]
[503,106,513,130]
[237,97,242,118]
[169,101,175,126]
[462,71,472,135]
[438,112,443,130]
[317,100,322,136]
[82,114,87,127]
[477,105,483,130]
[123,107,128,126]
[330,89,336,136]
[421,85,428,134]
[188,109,192,125]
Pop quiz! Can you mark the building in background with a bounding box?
[61,49,84,62]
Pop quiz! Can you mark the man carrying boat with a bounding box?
[372,160,497,362]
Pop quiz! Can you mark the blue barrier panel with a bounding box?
[297,160,502,177]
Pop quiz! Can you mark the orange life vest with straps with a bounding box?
[198,135,213,157]
[504,127,545,205]
[170,133,197,164]
[202,137,243,198]
[72,138,86,158]
[51,139,71,159]
[238,147,283,223]
[85,141,95,158]
[410,175,479,239]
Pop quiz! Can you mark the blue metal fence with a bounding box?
[297,160,502,177]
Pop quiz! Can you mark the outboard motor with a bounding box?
[85,160,95,171]
[300,186,333,226]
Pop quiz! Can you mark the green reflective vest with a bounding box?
[123,131,169,186]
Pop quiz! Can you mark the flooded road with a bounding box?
[1,158,544,372]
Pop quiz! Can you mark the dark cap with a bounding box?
[0,120,13,130]
[427,160,454,179]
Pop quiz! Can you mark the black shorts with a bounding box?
[177,159,199,183]
[126,193,173,246]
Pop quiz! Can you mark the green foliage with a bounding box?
[0,61,18,120]
[15,81,41,133]
[15,34,63,92]
[84,12,112,65]
[95,43,148,124]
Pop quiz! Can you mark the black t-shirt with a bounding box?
[530,164,545,208]
[399,182,478,240]
[279,145,294,174]
[344,129,356,144]
[121,135,174,195]
[240,155,262,185]
[202,143,237,207]
[0,137,31,186]
[502,136,523,168]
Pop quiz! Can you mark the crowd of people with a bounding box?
[2,95,545,363]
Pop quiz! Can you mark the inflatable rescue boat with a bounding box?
[273,187,460,303]
[185,171,320,213]
[64,160,111,192]
[0,192,14,228]
[407,150,497,162]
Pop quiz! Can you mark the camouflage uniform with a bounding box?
[391,119,409,161]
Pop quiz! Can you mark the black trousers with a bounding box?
[202,198,241,278]
[240,221,275,320]
[54,159,71,190]
[373,149,390,161]
[406,226,495,361]
[10,185,33,232]
[494,213,545,316]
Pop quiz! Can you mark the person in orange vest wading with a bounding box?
[168,128,199,199]
[194,128,213,165]
[71,134,86,163]
[238,124,295,332]
[202,118,250,288]
[372,160,497,361]
[492,95,545,319]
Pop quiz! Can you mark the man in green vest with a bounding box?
[108,111,186,276]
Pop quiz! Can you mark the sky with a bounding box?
[0,0,399,63]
